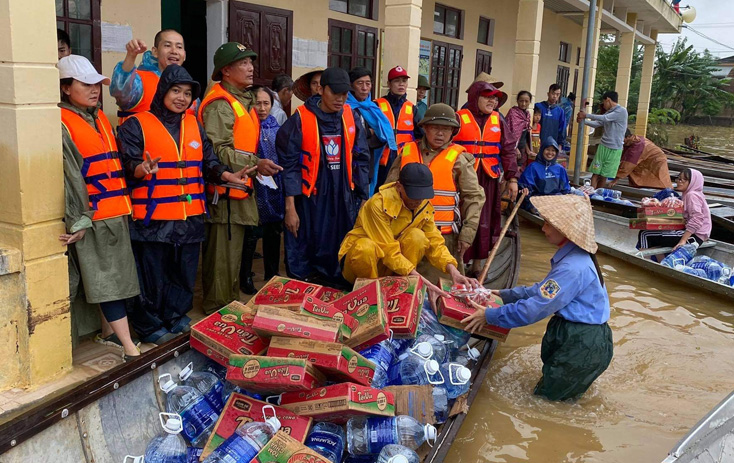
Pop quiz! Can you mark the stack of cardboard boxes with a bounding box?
[629,205,685,230]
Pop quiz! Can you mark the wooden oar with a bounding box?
[478,191,527,284]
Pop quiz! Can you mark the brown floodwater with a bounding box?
[448,227,734,463]
[666,124,734,157]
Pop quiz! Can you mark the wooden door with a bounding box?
[475,49,492,77]
[430,40,462,108]
[229,1,293,88]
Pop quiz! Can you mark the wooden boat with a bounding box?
[0,217,521,463]
[519,208,734,300]
[662,389,734,463]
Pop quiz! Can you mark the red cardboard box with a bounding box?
[300,295,359,340]
[637,206,684,219]
[332,281,389,351]
[252,306,343,343]
[629,217,685,230]
[252,431,332,463]
[278,382,395,424]
[254,276,323,310]
[314,286,349,303]
[201,393,312,460]
[226,355,325,394]
[354,276,425,338]
[437,279,509,342]
[190,301,269,367]
[267,336,375,387]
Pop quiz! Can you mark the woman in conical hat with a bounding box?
[462,194,613,401]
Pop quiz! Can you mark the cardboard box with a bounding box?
[637,206,684,219]
[201,393,313,460]
[252,306,343,343]
[254,276,323,310]
[437,279,509,342]
[314,286,349,303]
[252,431,332,463]
[267,336,376,387]
[190,301,269,367]
[278,382,395,424]
[383,385,435,425]
[226,355,325,394]
[628,217,685,230]
[300,296,359,340]
[332,281,389,351]
[354,276,425,338]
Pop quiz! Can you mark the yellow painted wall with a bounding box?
[98,0,162,123]
[537,8,583,100]
[418,0,519,108]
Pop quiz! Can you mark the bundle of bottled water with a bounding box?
[661,245,733,285]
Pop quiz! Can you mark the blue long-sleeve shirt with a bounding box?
[534,101,567,148]
[487,242,610,328]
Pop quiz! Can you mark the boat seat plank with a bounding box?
[636,241,716,258]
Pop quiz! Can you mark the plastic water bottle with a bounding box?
[416,301,448,339]
[596,188,621,200]
[674,265,707,278]
[690,255,713,264]
[202,406,281,463]
[453,346,481,368]
[432,387,449,424]
[158,374,219,447]
[443,325,472,354]
[179,362,225,413]
[377,444,420,463]
[660,243,698,268]
[388,343,443,386]
[305,422,346,463]
[360,341,397,389]
[346,415,437,455]
[413,334,448,364]
[124,413,187,463]
[388,338,413,358]
[441,363,472,399]
[719,267,732,286]
[690,260,723,281]
[344,456,377,463]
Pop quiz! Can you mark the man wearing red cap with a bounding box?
[374,66,423,190]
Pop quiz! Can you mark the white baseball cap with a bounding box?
[57,55,110,85]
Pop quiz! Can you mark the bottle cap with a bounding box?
[123,456,143,463]
[158,373,177,393]
[415,342,433,358]
[178,362,194,381]
[434,334,445,342]
[424,424,437,445]
[159,412,183,434]
[425,359,440,375]
[457,366,471,382]
[262,404,282,431]
[467,347,480,360]
[389,456,409,463]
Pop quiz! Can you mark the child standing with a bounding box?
[530,107,542,160]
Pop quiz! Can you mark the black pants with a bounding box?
[636,230,703,250]
[128,241,199,338]
[240,222,282,284]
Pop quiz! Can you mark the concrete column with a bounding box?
[615,12,638,107]
[0,0,72,387]
[512,0,544,99]
[568,0,604,175]
[383,0,423,102]
[206,0,228,81]
[635,30,658,137]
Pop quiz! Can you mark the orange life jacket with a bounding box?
[198,83,258,200]
[117,70,197,125]
[453,109,503,178]
[376,98,415,166]
[399,141,463,235]
[297,104,356,197]
[130,112,206,225]
[61,108,132,221]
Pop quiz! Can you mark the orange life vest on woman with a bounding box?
[297,104,356,197]
[376,98,415,166]
[453,109,503,178]
[130,111,206,225]
[198,83,258,200]
[61,108,132,221]
[399,141,464,234]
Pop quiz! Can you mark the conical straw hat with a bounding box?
[530,194,598,254]
[465,72,504,92]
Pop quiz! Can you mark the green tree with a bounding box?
[594,37,644,113]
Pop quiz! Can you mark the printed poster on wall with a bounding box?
[419,39,431,82]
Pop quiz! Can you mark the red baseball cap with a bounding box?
[388,66,410,81]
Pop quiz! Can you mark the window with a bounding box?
[557,65,570,96]
[477,17,495,46]
[56,0,101,69]
[576,47,581,66]
[431,41,462,108]
[329,0,376,20]
[558,42,571,63]
[434,4,463,39]
[475,50,492,77]
[328,19,378,77]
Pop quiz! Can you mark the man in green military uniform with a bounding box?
[415,75,430,122]
[200,42,282,313]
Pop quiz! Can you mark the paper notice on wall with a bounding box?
[292,37,328,69]
[101,22,133,53]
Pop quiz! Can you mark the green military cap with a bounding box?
[212,42,258,81]
[417,75,430,89]
[418,103,459,128]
